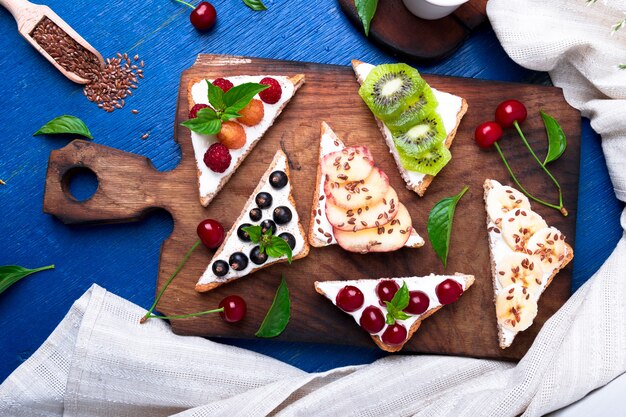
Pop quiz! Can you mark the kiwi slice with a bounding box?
[392,112,446,157]
[386,84,438,131]
[398,144,451,176]
[358,63,425,122]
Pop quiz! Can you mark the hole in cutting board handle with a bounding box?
[61,167,99,202]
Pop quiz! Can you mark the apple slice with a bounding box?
[334,203,412,253]
[325,168,390,210]
[321,146,374,183]
[325,186,399,231]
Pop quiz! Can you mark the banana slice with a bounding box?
[526,227,568,271]
[495,284,538,332]
[501,210,548,251]
[496,252,544,292]
[487,185,531,224]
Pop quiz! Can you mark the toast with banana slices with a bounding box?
[315,273,474,352]
[195,150,309,292]
[484,179,573,348]
[187,74,304,207]
[308,122,425,252]
[352,60,467,197]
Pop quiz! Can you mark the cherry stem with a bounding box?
[140,239,201,323]
[172,0,196,10]
[494,142,565,214]
[144,307,224,321]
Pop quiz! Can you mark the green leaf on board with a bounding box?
[540,110,567,165]
[33,115,93,139]
[0,264,55,296]
[355,0,379,36]
[243,0,267,11]
[255,276,290,338]
[427,186,469,267]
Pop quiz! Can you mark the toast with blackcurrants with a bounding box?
[195,150,309,292]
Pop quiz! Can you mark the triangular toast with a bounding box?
[484,179,573,348]
[195,150,309,292]
[351,60,467,197]
[315,273,474,352]
[188,74,304,207]
[308,122,425,252]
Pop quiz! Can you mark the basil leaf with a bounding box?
[0,264,54,295]
[265,236,293,263]
[390,281,409,311]
[255,276,290,338]
[385,303,397,325]
[355,0,379,36]
[33,115,93,139]
[427,186,468,267]
[206,80,225,111]
[243,0,267,11]
[541,110,567,165]
[180,108,222,135]
[223,83,269,113]
[221,110,242,122]
[242,225,262,243]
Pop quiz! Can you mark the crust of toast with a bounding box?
[195,150,310,292]
[314,273,475,352]
[351,60,467,197]
[482,179,574,349]
[186,74,305,207]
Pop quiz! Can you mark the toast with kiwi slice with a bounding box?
[352,60,467,197]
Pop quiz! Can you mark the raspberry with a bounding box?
[259,77,282,104]
[213,78,234,93]
[204,143,231,173]
[189,104,211,119]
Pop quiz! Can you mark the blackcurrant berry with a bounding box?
[269,171,288,189]
[229,252,248,271]
[255,192,273,209]
[273,206,292,225]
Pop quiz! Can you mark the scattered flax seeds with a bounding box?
[0,179,5,185]
[131,109,139,114]
[141,133,150,140]
[30,17,143,113]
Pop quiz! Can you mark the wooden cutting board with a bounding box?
[43,54,580,360]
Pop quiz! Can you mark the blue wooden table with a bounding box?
[0,0,623,382]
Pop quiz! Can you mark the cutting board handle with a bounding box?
[43,140,170,224]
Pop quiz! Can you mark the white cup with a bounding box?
[402,0,469,20]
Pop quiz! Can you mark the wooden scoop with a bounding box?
[0,0,104,84]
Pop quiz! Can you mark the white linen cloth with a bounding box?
[2,0,626,415]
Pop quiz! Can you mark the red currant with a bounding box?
[336,286,364,312]
[404,290,430,315]
[197,219,225,249]
[495,99,527,128]
[435,279,464,305]
[474,121,503,148]
[219,295,246,323]
[190,2,217,32]
[381,323,407,346]
[376,280,399,304]
[359,306,385,334]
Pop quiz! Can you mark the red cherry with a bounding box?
[404,290,430,315]
[190,2,217,32]
[197,219,225,249]
[376,280,399,304]
[359,306,385,334]
[259,77,282,104]
[495,99,527,128]
[219,295,246,323]
[213,78,234,93]
[381,323,407,346]
[435,279,464,305]
[336,286,364,312]
[474,121,503,148]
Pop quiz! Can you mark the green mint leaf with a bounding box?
[242,225,262,243]
[0,264,55,295]
[243,0,267,11]
[394,310,411,321]
[389,281,410,311]
[255,276,290,338]
[384,303,397,325]
[206,80,225,111]
[181,108,222,135]
[33,115,93,139]
[223,83,269,113]
[221,110,242,122]
[540,111,567,165]
[355,0,379,36]
[265,236,293,263]
[427,186,469,267]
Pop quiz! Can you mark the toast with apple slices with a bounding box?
[315,273,474,352]
[187,74,304,207]
[195,150,309,292]
[352,60,467,197]
[308,122,425,252]
[484,179,573,348]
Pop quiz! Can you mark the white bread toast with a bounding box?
[352,60,467,197]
